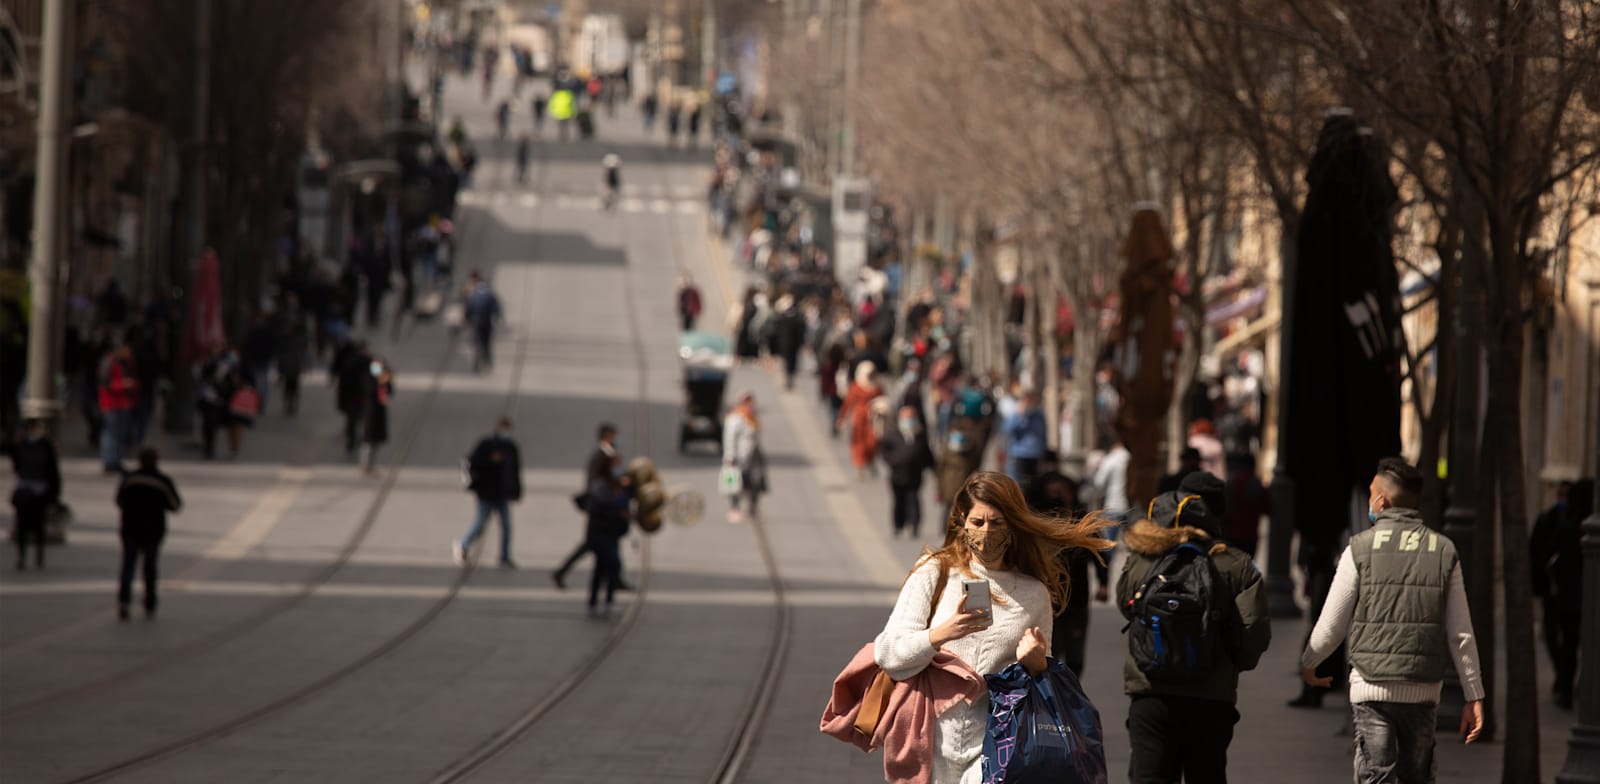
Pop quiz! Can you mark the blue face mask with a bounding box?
[1368,510,1378,523]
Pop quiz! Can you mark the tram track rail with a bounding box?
[426,129,795,784]
[52,133,557,784]
[1,210,489,720]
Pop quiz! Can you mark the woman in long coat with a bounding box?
[361,357,394,476]
[721,392,767,523]
[836,361,883,480]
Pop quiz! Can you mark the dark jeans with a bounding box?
[282,372,301,415]
[343,410,363,455]
[1352,701,1437,784]
[100,408,131,469]
[557,540,590,577]
[200,402,223,459]
[118,532,164,610]
[587,533,622,607]
[1127,695,1238,784]
[890,482,922,536]
[1543,596,1581,700]
[12,497,47,566]
[472,323,494,372]
[460,498,512,563]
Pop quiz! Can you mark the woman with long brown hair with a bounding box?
[874,471,1113,783]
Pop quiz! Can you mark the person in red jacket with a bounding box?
[97,342,140,472]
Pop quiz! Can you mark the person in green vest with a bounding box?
[1301,457,1486,784]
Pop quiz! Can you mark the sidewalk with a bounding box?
[704,210,1579,782]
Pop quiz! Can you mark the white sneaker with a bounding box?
[451,540,466,566]
[727,509,744,525]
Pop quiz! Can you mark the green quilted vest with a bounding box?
[1348,508,1458,683]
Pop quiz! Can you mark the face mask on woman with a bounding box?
[965,524,1011,561]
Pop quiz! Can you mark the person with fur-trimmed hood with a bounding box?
[1116,485,1271,784]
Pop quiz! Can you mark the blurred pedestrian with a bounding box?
[722,392,766,524]
[464,272,503,373]
[453,417,523,569]
[1000,390,1048,485]
[96,341,140,472]
[1221,453,1270,560]
[584,447,630,618]
[837,361,883,481]
[1158,447,1202,495]
[1187,418,1225,477]
[641,93,658,130]
[878,405,935,538]
[242,313,278,413]
[196,347,250,460]
[771,295,805,390]
[676,274,702,332]
[1300,458,1486,782]
[1025,466,1108,676]
[1531,478,1589,709]
[873,472,1113,781]
[10,418,60,570]
[334,339,372,459]
[114,447,181,620]
[276,300,310,416]
[666,102,682,145]
[361,357,394,476]
[515,135,531,184]
[361,230,393,330]
[531,92,547,132]
[553,423,633,590]
[1091,432,1131,524]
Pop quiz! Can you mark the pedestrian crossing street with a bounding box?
[459,184,706,214]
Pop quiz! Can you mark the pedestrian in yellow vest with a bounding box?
[550,89,575,141]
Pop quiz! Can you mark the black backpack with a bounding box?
[1127,542,1224,682]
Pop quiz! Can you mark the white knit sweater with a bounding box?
[875,558,1053,784]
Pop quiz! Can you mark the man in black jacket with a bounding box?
[115,448,182,619]
[553,423,633,590]
[10,418,61,570]
[453,417,523,569]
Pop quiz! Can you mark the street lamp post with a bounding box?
[21,0,74,435]
[1556,417,1600,783]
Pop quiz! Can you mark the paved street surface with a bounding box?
[0,71,1578,783]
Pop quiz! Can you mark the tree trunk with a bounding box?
[1472,395,1499,741]
[1489,304,1540,783]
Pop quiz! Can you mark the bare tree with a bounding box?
[1282,1,1600,777]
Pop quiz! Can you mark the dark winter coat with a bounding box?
[10,435,61,505]
[878,425,934,489]
[335,348,372,415]
[468,434,523,502]
[1117,519,1271,704]
[585,475,630,540]
[116,467,182,541]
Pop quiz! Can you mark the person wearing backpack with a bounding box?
[1300,458,1485,783]
[1117,488,1271,784]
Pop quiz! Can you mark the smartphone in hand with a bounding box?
[963,579,993,628]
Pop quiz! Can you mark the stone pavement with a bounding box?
[0,69,1580,784]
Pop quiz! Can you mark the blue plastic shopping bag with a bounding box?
[982,659,1107,784]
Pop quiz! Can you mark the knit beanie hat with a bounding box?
[1178,471,1227,518]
